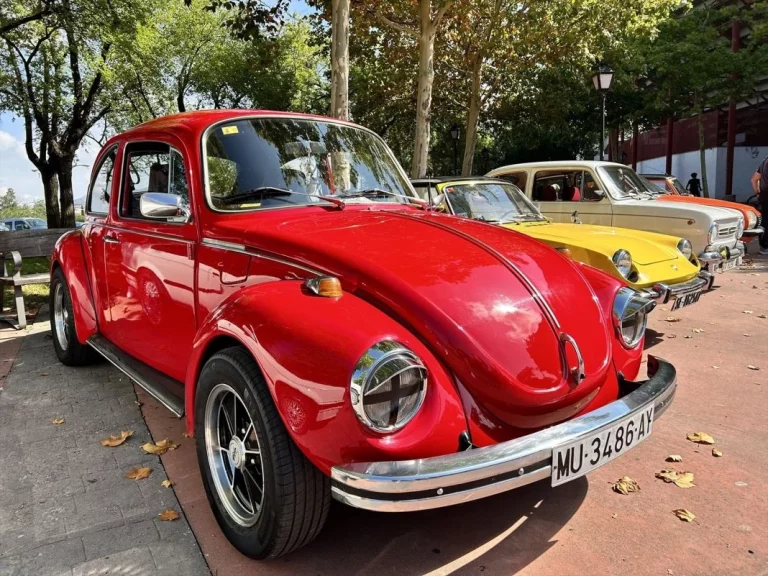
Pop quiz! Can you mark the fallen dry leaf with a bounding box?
[182,432,191,439]
[40,372,49,376]
[100,430,134,447]
[747,365,760,371]
[142,439,179,455]
[683,335,692,339]
[612,476,640,495]
[758,314,766,319]
[687,432,715,445]
[134,400,143,407]
[673,509,696,522]
[125,467,152,480]
[666,455,683,462]
[656,469,696,488]
[665,317,682,323]
[711,365,719,369]
[158,509,180,522]
[51,417,65,425]
[692,328,705,333]
[743,310,753,315]
[712,448,723,458]
[667,334,677,339]
[161,479,172,488]
[743,334,751,337]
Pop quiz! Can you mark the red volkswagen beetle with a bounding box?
[50,110,676,559]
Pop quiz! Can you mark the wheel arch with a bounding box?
[50,230,98,344]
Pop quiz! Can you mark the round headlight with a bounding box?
[707,223,718,244]
[612,288,655,348]
[612,249,632,279]
[351,341,427,432]
[736,217,744,238]
[677,239,692,259]
[747,211,757,228]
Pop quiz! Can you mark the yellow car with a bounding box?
[410,177,714,309]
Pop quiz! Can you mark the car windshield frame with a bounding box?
[598,166,659,200]
[202,115,416,213]
[440,181,546,224]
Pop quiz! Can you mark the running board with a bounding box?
[88,335,185,417]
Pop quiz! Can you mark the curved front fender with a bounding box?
[51,231,97,344]
[186,281,467,475]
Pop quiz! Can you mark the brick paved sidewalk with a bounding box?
[0,307,210,576]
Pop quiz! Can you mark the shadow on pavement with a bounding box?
[643,328,665,350]
[264,477,588,576]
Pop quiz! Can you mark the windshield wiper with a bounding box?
[212,186,345,209]
[338,188,427,208]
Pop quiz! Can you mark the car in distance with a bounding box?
[411,177,712,309]
[640,173,763,245]
[51,110,677,559]
[487,161,744,274]
[0,217,47,231]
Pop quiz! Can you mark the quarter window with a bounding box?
[87,148,116,215]
[120,143,189,220]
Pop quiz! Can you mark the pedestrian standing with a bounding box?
[751,156,768,255]
[686,173,702,197]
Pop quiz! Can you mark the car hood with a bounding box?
[511,222,681,265]
[212,207,613,428]
[655,195,756,229]
[614,198,741,224]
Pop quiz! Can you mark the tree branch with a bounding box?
[0,4,53,35]
[432,0,454,29]
[370,10,418,38]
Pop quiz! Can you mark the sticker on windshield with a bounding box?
[221,126,239,135]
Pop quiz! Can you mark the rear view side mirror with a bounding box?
[140,192,186,220]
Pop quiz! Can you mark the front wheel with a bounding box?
[50,267,95,366]
[195,347,330,559]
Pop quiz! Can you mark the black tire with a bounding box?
[195,346,330,559]
[50,267,95,366]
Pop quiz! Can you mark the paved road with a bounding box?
[0,310,209,576]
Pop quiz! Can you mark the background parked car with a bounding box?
[0,217,47,231]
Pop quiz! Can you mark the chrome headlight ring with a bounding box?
[350,341,428,433]
[677,239,693,259]
[612,249,632,279]
[707,223,718,244]
[736,217,745,238]
[612,288,655,349]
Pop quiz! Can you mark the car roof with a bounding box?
[410,176,510,186]
[639,173,672,178]
[120,109,364,139]
[490,160,630,171]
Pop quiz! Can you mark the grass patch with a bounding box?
[2,257,50,318]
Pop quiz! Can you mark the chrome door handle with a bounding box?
[103,236,120,244]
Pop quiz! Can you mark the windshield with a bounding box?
[598,166,658,199]
[442,181,545,223]
[205,118,413,211]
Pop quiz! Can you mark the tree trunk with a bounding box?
[41,169,62,228]
[57,158,77,228]
[411,6,436,178]
[461,56,482,176]
[696,105,709,198]
[330,0,350,120]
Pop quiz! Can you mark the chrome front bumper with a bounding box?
[742,227,763,237]
[642,271,714,304]
[699,245,742,270]
[331,357,677,512]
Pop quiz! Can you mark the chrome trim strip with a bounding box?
[741,227,763,237]
[330,357,676,512]
[88,336,184,417]
[201,237,323,275]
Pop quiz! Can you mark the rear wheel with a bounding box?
[195,347,330,559]
[50,268,95,366]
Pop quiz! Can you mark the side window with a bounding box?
[582,171,603,201]
[532,171,582,202]
[120,143,190,220]
[17,221,31,230]
[87,149,116,215]
[497,171,528,192]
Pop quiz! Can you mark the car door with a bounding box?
[529,169,582,223]
[101,139,197,383]
[572,169,613,226]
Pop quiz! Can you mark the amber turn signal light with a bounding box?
[304,276,343,298]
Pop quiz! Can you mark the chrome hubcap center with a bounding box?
[228,437,246,469]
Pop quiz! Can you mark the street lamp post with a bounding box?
[450,125,460,175]
[592,64,614,161]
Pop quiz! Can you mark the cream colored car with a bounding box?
[487,161,744,273]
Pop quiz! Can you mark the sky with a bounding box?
[0,0,314,206]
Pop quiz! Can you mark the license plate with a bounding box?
[720,258,738,272]
[551,406,654,487]
[671,289,702,310]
